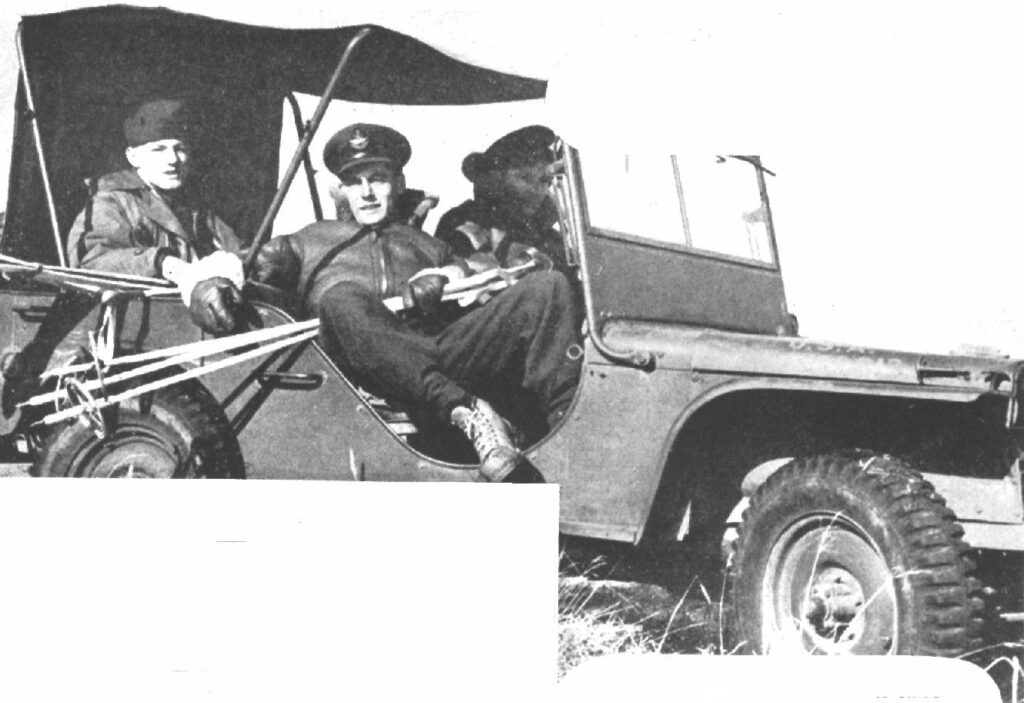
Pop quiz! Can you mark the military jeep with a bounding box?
[1,6,1021,659]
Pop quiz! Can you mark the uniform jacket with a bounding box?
[67,169,241,277]
[435,198,567,271]
[252,219,467,317]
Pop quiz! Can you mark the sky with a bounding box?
[2,2,1024,356]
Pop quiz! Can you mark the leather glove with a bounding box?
[402,273,448,318]
[251,236,301,292]
[189,277,242,335]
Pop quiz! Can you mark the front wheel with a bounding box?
[33,380,244,478]
[729,453,983,656]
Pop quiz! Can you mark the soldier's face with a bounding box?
[491,162,554,221]
[125,139,190,192]
[339,163,403,226]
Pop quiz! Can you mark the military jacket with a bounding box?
[435,198,567,271]
[67,169,240,277]
[252,219,466,317]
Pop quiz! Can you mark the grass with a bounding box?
[559,570,1024,702]
[557,582,660,679]
[964,643,1024,703]
[559,532,1024,703]
[556,557,728,679]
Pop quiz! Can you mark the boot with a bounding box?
[450,398,522,482]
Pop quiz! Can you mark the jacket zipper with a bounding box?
[381,236,395,296]
[371,230,389,297]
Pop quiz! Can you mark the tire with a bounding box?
[729,453,983,656]
[33,380,244,479]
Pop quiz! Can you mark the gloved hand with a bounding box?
[402,273,448,318]
[505,244,554,272]
[251,236,301,292]
[188,277,242,335]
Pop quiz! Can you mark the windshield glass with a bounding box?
[579,153,774,265]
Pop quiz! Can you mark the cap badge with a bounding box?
[349,129,370,151]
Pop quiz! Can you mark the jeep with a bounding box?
[1,6,1020,658]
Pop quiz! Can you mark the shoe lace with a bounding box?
[458,403,509,459]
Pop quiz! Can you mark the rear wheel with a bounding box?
[34,380,244,478]
[730,453,983,655]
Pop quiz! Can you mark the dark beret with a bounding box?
[124,99,191,147]
[462,125,555,181]
[323,123,412,177]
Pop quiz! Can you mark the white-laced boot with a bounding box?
[450,398,522,482]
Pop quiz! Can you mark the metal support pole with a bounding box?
[15,24,66,267]
[285,92,325,222]
[563,146,654,369]
[244,27,372,270]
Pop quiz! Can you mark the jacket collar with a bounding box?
[95,169,190,239]
[94,168,148,192]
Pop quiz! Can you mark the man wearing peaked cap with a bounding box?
[251,122,582,482]
[325,124,438,228]
[436,125,567,272]
[322,123,412,177]
[68,98,245,335]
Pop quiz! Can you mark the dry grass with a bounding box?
[964,643,1024,703]
[556,558,728,679]
[557,590,659,679]
[560,529,1024,703]
[557,555,650,679]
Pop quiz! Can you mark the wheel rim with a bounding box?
[760,513,898,655]
[67,424,190,479]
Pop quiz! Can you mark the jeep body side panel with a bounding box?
[534,342,694,542]
[551,364,1000,544]
[0,290,479,481]
[200,304,480,482]
[551,321,1018,544]
[604,321,1017,390]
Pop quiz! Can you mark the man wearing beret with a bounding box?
[67,99,245,332]
[435,125,567,272]
[252,123,581,482]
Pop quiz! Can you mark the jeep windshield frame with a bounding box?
[558,144,792,348]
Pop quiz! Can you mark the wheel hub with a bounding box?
[90,445,178,478]
[802,565,867,645]
[71,425,186,479]
[762,514,897,655]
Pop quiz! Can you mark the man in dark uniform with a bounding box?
[251,123,581,482]
[67,98,244,331]
[435,125,566,271]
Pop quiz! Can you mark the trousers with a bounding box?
[316,270,582,432]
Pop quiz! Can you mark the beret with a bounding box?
[124,99,191,147]
[323,123,412,177]
[462,125,555,181]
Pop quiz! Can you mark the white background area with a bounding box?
[0,481,559,701]
[1,2,1024,357]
